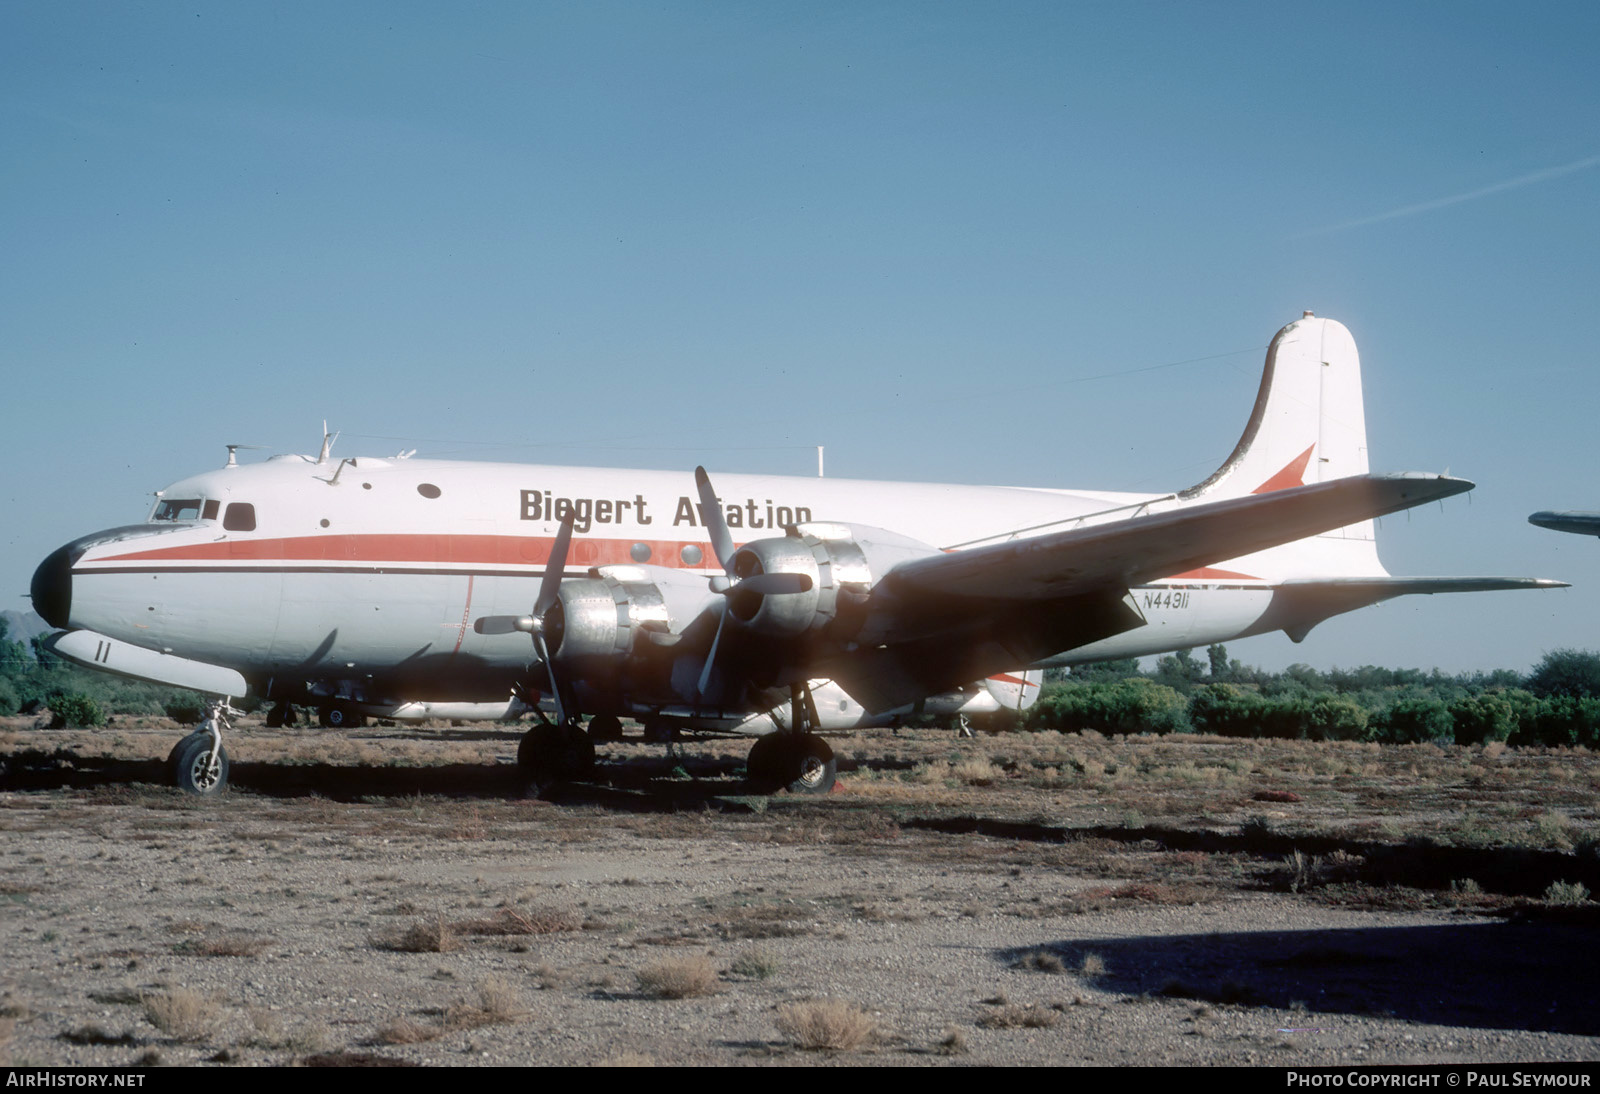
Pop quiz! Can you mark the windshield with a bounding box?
[151,498,204,522]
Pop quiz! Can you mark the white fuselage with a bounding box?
[46,452,1332,715]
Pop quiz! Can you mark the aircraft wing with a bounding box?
[830,473,1481,711]
[1529,511,1600,537]
[880,473,1473,601]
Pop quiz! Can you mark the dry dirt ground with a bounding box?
[2,717,1598,1067]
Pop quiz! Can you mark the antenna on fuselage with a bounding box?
[223,444,266,468]
[317,422,339,465]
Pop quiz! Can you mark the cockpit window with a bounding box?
[223,503,256,532]
[202,500,220,521]
[151,499,204,522]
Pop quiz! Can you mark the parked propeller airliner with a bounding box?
[32,314,1563,796]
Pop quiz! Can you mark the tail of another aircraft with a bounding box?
[1180,312,1385,577]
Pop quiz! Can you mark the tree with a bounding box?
[1526,649,1600,700]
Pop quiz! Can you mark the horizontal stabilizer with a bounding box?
[883,473,1475,601]
[1257,576,1568,643]
[1529,511,1600,537]
[45,629,248,696]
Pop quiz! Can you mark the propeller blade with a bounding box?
[535,514,575,617]
[534,632,565,726]
[473,615,534,635]
[697,602,728,698]
[694,466,736,571]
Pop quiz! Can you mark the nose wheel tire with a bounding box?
[172,733,229,796]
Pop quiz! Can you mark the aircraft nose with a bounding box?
[31,544,73,629]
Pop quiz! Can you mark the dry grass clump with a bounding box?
[1544,880,1590,905]
[444,975,526,1029]
[729,947,781,980]
[454,906,580,936]
[712,903,811,940]
[952,757,1003,786]
[376,914,461,953]
[636,955,719,999]
[141,987,215,1042]
[59,1025,138,1046]
[978,1002,1059,1029]
[374,1018,442,1045]
[775,998,877,1051]
[599,1052,658,1066]
[1016,948,1065,973]
[184,932,273,957]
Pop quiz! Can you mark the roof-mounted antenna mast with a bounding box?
[223,444,265,468]
[317,421,339,465]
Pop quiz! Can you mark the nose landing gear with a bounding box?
[166,699,234,795]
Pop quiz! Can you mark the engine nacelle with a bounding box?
[545,565,716,668]
[727,522,940,638]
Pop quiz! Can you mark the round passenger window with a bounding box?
[417,483,441,499]
[679,544,703,565]
[630,543,652,562]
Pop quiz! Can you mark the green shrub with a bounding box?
[49,693,105,728]
[163,691,207,725]
[1450,692,1516,746]
[1371,696,1453,743]
[1027,679,1188,735]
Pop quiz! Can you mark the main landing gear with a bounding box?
[745,683,837,795]
[517,718,595,797]
[166,699,234,796]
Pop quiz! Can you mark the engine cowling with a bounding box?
[543,564,717,669]
[726,522,940,638]
[545,569,669,667]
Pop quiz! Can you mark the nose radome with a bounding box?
[31,544,73,629]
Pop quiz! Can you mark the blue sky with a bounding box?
[4,1,1597,673]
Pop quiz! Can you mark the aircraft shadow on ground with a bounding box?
[0,749,766,813]
[1004,921,1600,1036]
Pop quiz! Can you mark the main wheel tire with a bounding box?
[784,733,836,795]
[587,714,624,742]
[745,733,785,792]
[519,724,592,795]
[319,705,366,729]
[173,734,229,796]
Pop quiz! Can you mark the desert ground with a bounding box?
[1,716,1597,1067]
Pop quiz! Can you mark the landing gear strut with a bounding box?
[167,699,233,795]
[746,684,837,795]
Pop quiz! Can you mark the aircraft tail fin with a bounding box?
[1180,313,1381,571]
[1183,313,1370,502]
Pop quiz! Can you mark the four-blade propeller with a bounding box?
[473,470,813,712]
[693,467,811,696]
